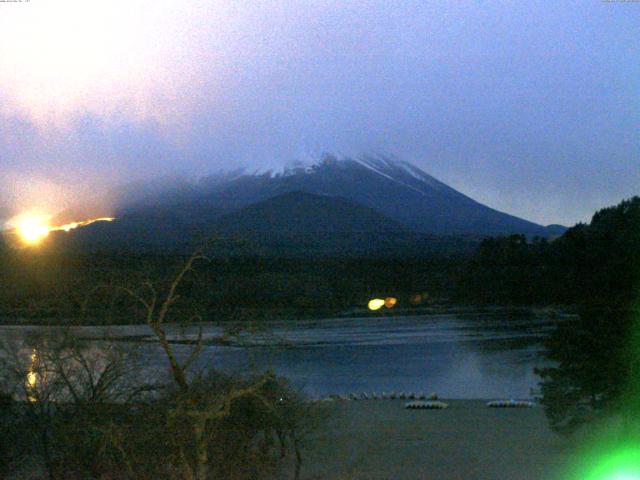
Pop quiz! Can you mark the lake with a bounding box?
[0,311,565,400]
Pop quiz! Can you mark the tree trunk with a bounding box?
[40,424,54,480]
[294,440,302,480]
[193,418,208,480]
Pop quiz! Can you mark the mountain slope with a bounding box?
[214,191,405,236]
[205,191,419,255]
[55,155,563,253]
[192,155,560,236]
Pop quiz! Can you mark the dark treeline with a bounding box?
[463,196,640,307]
[1,197,639,322]
[420,195,640,439]
[0,248,466,323]
[459,196,640,434]
[526,197,639,434]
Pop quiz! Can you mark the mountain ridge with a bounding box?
[11,155,566,254]
[185,154,562,237]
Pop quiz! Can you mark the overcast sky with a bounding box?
[0,0,638,226]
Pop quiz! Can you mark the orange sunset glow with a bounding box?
[6,214,115,246]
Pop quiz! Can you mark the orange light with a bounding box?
[54,217,114,233]
[384,297,397,308]
[13,215,51,245]
[6,214,115,247]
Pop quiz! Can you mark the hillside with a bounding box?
[192,155,559,237]
[11,156,565,255]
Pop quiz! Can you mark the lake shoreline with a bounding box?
[0,304,576,326]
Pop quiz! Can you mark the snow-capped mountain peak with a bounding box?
[242,154,445,193]
[116,154,558,238]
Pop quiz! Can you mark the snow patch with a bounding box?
[353,158,397,182]
[247,157,322,178]
[234,155,444,195]
[354,156,443,196]
[396,161,443,190]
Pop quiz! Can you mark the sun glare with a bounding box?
[5,214,115,247]
[569,446,640,480]
[15,215,51,246]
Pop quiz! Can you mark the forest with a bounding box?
[0,197,638,322]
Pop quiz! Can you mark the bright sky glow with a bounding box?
[0,0,212,125]
[0,1,637,225]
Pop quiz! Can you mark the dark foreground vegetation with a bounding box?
[458,198,640,437]
[531,197,640,436]
[0,255,321,479]
[0,338,317,480]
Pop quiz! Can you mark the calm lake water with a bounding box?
[0,312,564,400]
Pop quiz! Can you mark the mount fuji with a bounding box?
[59,155,565,253]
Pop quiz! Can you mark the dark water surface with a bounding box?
[1,312,563,399]
[199,313,559,399]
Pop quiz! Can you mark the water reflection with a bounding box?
[0,312,567,400]
[173,313,563,399]
[26,348,38,402]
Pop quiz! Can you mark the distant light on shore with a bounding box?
[368,299,385,311]
[385,297,397,308]
[368,297,398,311]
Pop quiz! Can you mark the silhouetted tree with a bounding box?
[535,197,640,433]
[536,308,636,434]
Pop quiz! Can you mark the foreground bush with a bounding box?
[0,248,323,479]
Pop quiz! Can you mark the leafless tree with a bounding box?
[120,247,316,480]
[0,246,321,480]
[0,325,145,479]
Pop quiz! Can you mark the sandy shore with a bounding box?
[301,400,571,480]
